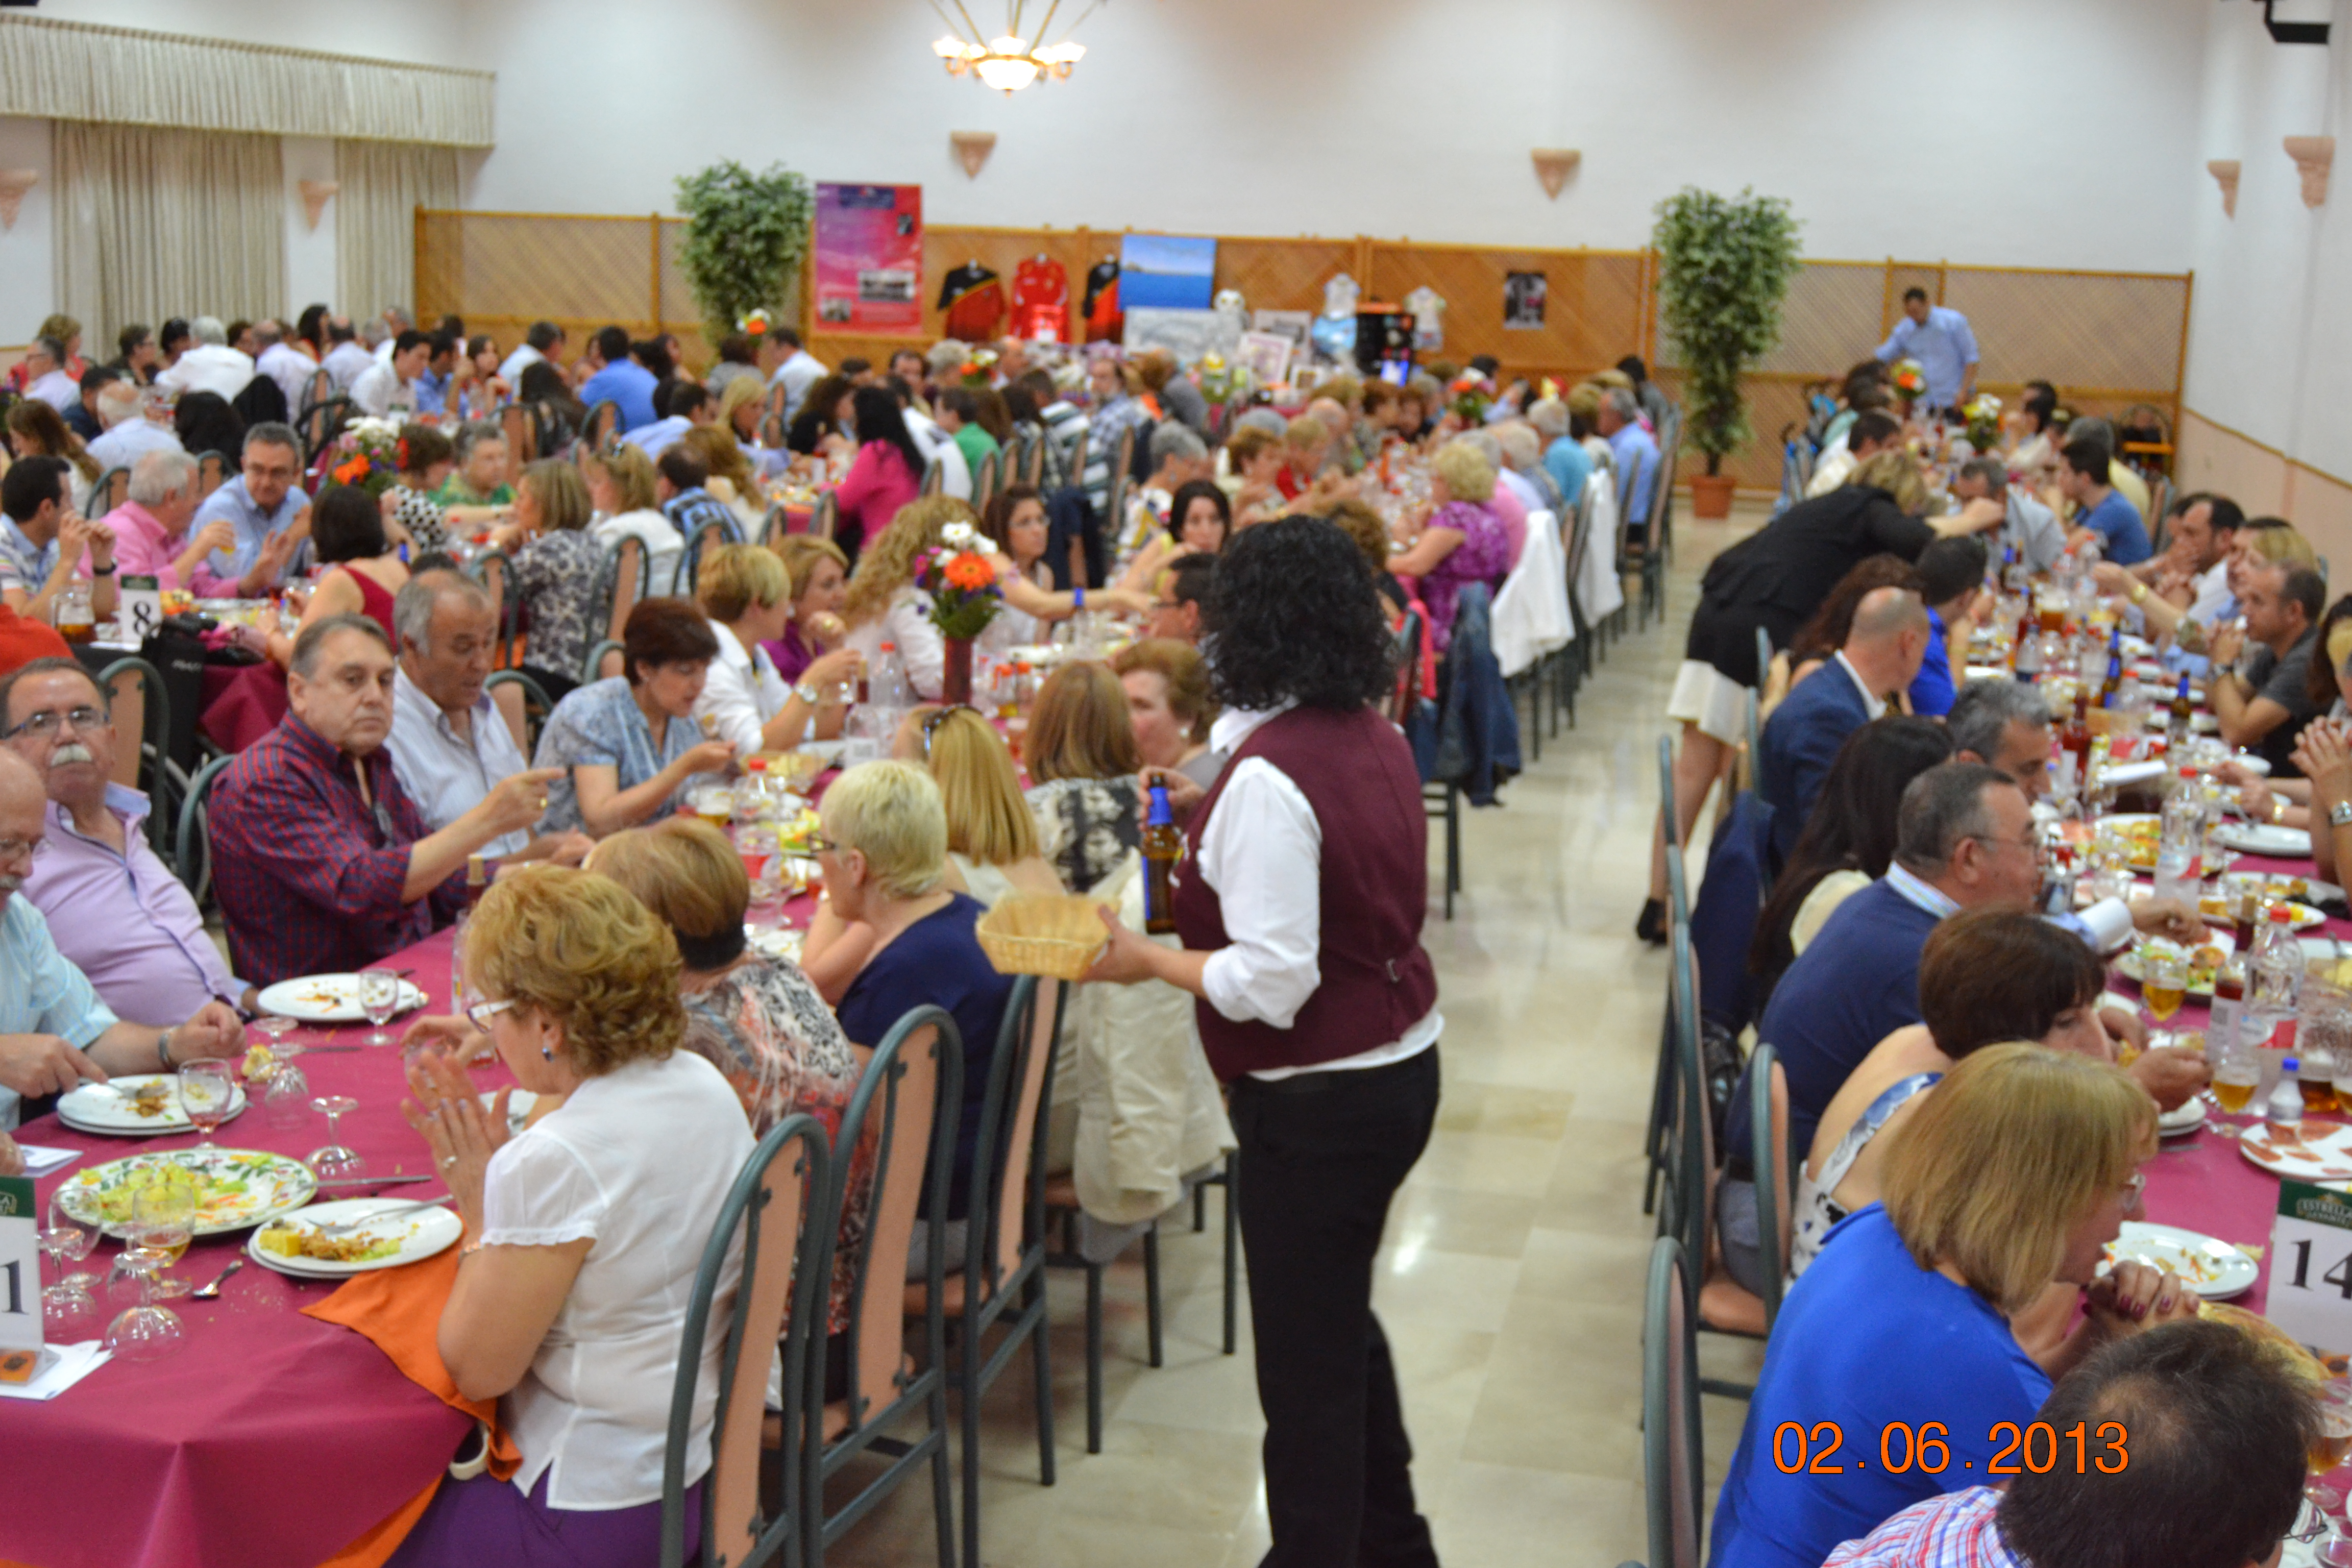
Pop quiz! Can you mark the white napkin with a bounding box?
[0,1340,112,1401]
[15,1144,80,1178]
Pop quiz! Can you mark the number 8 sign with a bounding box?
[2267,1181,2352,1357]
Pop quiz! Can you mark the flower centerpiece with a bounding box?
[1447,372,1492,425]
[1962,393,2003,456]
[915,519,1003,704]
[1890,358,1928,412]
[326,416,406,496]
[960,348,1000,389]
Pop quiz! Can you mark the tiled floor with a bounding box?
[829,503,1773,1567]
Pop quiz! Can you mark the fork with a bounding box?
[311,1195,450,1238]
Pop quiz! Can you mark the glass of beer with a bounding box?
[53,580,93,644]
[2309,1381,2352,1517]
[2212,1047,2262,1115]
[2141,947,2187,1029]
[691,784,735,828]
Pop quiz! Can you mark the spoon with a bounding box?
[190,1259,243,1300]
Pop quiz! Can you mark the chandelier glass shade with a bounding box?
[929,1,1093,93]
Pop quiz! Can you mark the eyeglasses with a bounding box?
[464,997,517,1032]
[805,832,840,856]
[0,835,48,863]
[2121,1172,2146,1207]
[2,705,106,740]
[1971,831,2046,859]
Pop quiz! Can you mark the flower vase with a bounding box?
[943,636,974,706]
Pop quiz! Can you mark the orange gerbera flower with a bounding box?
[943,552,995,592]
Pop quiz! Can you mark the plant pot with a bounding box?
[1689,473,1736,519]
[942,635,974,706]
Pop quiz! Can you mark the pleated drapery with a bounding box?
[336,140,460,324]
[54,121,284,348]
[0,13,493,148]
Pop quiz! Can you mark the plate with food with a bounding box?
[2239,1122,2352,1189]
[248,1198,460,1277]
[57,1147,317,1238]
[2214,822,2315,859]
[2196,894,2328,932]
[57,1073,248,1136]
[2115,942,2230,998]
[255,973,430,1023]
[2098,814,2162,872]
[2158,1096,2208,1138]
[2100,1220,2257,1300]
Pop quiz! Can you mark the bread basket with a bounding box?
[976,893,1109,981]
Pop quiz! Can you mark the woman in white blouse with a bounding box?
[691,544,859,753]
[582,443,685,595]
[393,866,754,1566]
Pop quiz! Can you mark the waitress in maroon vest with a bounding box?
[1090,516,1443,1568]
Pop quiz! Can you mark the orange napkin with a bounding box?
[303,1245,522,1568]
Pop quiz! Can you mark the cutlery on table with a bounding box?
[311,1195,452,1238]
[190,1260,243,1299]
[310,1174,435,1188]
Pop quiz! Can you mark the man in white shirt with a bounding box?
[623,382,714,460]
[19,337,78,413]
[384,571,585,866]
[1806,409,1902,499]
[153,317,256,403]
[767,328,828,425]
[351,331,429,419]
[900,393,971,500]
[499,321,565,384]
[255,321,321,413]
[86,380,185,473]
[320,317,373,392]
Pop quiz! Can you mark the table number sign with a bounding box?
[0,1174,40,1365]
[2268,1180,2352,1356]
[118,574,162,645]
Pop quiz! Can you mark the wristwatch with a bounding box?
[2331,801,2352,829]
[794,681,822,705]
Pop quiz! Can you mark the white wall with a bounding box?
[280,136,338,319]
[0,116,53,343]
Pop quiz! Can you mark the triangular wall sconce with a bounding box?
[2285,136,2334,207]
[0,169,38,229]
[1531,149,1581,200]
[950,132,997,179]
[2208,159,2241,216]
[298,179,340,230]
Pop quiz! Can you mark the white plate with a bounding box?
[2214,822,2314,858]
[247,1197,461,1277]
[255,973,431,1023]
[2240,1121,2352,1190]
[2158,1096,2208,1137]
[56,1074,247,1135]
[2099,1220,2258,1299]
[58,1146,317,1237]
[482,1087,539,1136]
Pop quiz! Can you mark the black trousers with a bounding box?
[1231,1045,1442,1568]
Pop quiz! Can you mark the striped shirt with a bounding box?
[1823,1488,2024,1568]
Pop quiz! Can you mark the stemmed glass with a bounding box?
[2310,1381,2352,1535]
[2140,946,2187,1057]
[176,1061,235,1147]
[131,1185,197,1300]
[101,1254,184,1364]
[38,1193,98,1334]
[308,1095,362,1178]
[248,1012,299,1070]
[261,1062,312,1130]
[358,968,401,1047]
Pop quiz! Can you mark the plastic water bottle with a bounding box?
[2249,904,2307,1058]
[2152,771,2203,908]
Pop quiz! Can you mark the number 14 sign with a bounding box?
[2268,1181,2352,1356]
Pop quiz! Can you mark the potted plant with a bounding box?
[1650,187,1802,519]
[674,160,814,355]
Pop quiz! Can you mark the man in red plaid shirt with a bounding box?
[208,615,558,985]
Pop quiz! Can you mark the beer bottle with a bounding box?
[1142,783,1181,935]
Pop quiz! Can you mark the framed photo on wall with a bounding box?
[1504,271,1548,330]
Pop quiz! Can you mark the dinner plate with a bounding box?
[56,1074,248,1136]
[2239,1122,2352,1190]
[2214,822,2314,858]
[57,1147,317,1238]
[247,1198,461,1277]
[2193,894,2327,933]
[747,924,806,964]
[480,1087,539,1135]
[2113,947,2224,998]
[256,973,431,1023]
[2158,1096,2208,1138]
[2099,1220,2257,1300]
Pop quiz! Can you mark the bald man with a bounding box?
[1758,586,1933,859]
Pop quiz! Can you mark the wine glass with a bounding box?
[261,1062,312,1130]
[38,1192,98,1329]
[308,1095,362,1178]
[358,968,401,1047]
[176,1061,235,1147]
[2311,1381,2352,1519]
[131,1184,197,1299]
[101,1254,184,1364]
[2141,947,2187,1045]
[248,1012,300,1071]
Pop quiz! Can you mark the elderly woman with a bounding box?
[801,761,1013,1273]
[761,534,850,690]
[493,458,606,702]
[384,422,456,555]
[1451,430,1529,566]
[692,543,858,753]
[1387,439,1512,652]
[1024,662,1145,896]
[391,867,754,1566]
[1221,425,1289,531]
[1709,1045,2191,1568]
[1109,638,1217,789]
[433,421,516,511]
[532,597,738,837]
[892,703,1063,906]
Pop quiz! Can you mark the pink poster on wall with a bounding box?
[813,183,923,336]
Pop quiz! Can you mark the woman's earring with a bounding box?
[541,1046,554,1062]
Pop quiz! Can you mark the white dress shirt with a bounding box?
[622,414,692,459]
[27,369,79,412]
[321,341,375,393]
[589,508,685,597]
[479,1049,755,1507]
[499,344,546,383]
[384,668,533,857]
[256,342,320,411]
[844,587,945,700]
[769,349,827,423]
[2190,558,2234,626]
[902,408,972,500]
[349,360,415,419]
[1190,706,1442,1080]
[155,344,256,403]
[87,418,184,473]
[694,620,792,755]
[1833,651,1891,719]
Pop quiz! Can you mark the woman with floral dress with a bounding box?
[1022,662,1143,896]
[493,458,605,701]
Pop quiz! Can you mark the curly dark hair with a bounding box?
[1204,515,1395,713]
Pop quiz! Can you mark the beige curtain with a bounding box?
[336,140,460,324]
[53,121,284,349]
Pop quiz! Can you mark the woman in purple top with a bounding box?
[759,533,851,687]
[1389,442,1513,650]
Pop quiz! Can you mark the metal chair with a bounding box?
[596,534,651,642]
[1644,738,1686,1216]
[808,492,837,544]
[469,549,518,669]
[95,656,173,854]
[1643,1235,1705,1568]
[91,465,131,516]
[484,669,554,756]
[920,457,944,498]
[971,447,1000,512]
[1637,421,1681,631]
[582,400,622,451]
[499,401,537,465]
[680,518,737,596]
[657,1113,830,1568]
[805,1007,961,1568]
[1744,1044,1792,1331]
[194,450,232,500]
[758,505,791,550]
[583,638,627,685]
[173,752,238,900]
[296,397,353,468]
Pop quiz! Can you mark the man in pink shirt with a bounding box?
[97,450,235,593]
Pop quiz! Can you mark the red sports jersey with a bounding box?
[1011,256,1069,343]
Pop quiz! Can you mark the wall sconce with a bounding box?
[2285,136,2334,207]
[1530,149,1581,200]
[949,132,997,179]
[2208,159,2241,216]
[0,169,38,230]
[298,179,340,230]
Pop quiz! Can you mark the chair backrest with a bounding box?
[469,549,516,670]
[584,638,628,684]
[94,657,171,842]
[583,400,621,451]
[969,975,1064,1298]
[758,411,787,450]
[298,397,352,465]
[1750,1044,1792,1329]
[173,752,237,897]
[92,465,130,516]
[599,533,649,641]
[485,668,553,755]
[499,401,537,466]
[1661,920,1708,1265]
[1656,733,1679,856]
[297,366,333,418]
[830,1006,958,1433]
[810,491,837,543]
[659,1112,830,1568]
[1643,1235,1704,1568]
[195,450,231,500]
[1389,610,1424,725]
[1646,426,1680,539]
[920,457,944,498]
[680,517,735,595]
[758,505,789,550]
[971,448,1000,512]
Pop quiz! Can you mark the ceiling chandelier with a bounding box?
[929,0,1097,93]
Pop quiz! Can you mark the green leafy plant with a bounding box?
[674,161,814,348]
[1651,187,1803,475]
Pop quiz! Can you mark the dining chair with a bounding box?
[583,638,628,684]
[596,534,651,640]
[583,400,621,451]
[810,492,838,544]
[94,656,171,846]
[902,975,1064,1568]
[172,752,238,900]
[758,505,790,551]
[971,448,999,513]
[805,1007,960,1568]
[658,1112,830,1568]
[1644,1235,1705,1568]
[1644,737,1686,1217]
[499,402,537,467]
[468,549,517,670]
[1562,474,1598,691]
[195,450,232,500]
[1637,423,1680,632]
[484,669,553,756]
[920,457,945,499]
[1741,1044,1793,1331]
[297,397,354,468]
[680,518,737,596]
[91,464,130,516]
[1184,1148,1240,1358]
[1039,1179,1168,1456]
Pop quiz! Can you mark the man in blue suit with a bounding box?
[1758,585,1931,860]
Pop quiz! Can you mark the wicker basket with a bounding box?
[976,893,1109,981]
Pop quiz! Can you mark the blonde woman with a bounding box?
[582,442,683,595]
[678,424,764,536]
[1387,440,1512,651]
[891,703,1063,906]
[392,866,754,1563]
[1710,1045,2190,1568]
[691,543,856,752]
[762,534,850,689]
[491,458,605,700]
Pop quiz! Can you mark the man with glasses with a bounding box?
[4,659,256,1019]
[209,616,562,985]
[189,422,313,598]
[0,747,245,1139]
[1145,553,1215,646]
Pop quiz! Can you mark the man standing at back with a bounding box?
[1875,286,1979,414]
[1758,586,1931,859]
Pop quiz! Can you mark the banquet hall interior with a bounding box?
[3,2,2351,1567]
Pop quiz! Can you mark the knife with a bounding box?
[310,1174,435,1188]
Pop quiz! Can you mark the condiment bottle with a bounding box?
[2268,1058,2307,1135]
